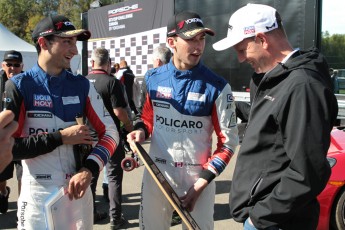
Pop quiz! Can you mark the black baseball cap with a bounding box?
[167,11,215,39]
[32,15,91,42]
[3,50,22,62]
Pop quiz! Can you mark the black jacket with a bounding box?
[230,48,338,229]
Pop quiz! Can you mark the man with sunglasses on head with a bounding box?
[0,50,23,215]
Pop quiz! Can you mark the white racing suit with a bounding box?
[137,61,238,229]
[5,65,119,230]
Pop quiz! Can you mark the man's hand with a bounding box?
[60,125,93,145]
[0,110,18,173]
[67,167,92,200]
[180,178,208,212]
[127,129,145,152]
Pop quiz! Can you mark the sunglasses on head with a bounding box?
[5,63,21,68]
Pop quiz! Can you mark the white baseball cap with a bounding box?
[213,4,278,51]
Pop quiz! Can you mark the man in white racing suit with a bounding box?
[128,11,238,229]
[5,15,119,230]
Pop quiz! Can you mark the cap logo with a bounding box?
[55,22,64,30]
[185,18,203,25]
[244,26,255,35]
[265,22,276,30]
[55,21,74,30]
[177,21,185,29]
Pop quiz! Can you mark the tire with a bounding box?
[331,187,345,230]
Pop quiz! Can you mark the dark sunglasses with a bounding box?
[5,63,21,68]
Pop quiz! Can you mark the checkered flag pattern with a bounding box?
[88,27,168,76]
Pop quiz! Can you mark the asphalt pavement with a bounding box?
[0,138,243,230]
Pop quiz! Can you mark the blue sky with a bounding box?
[322,0,345,34]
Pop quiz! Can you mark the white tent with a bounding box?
[0,23,38,71]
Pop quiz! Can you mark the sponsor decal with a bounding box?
[35,174,52,180]
[33,94,53,108]
[227,94,234,102]
[39,29,54,36]
[108,4,139,16]
[155,115,203,128]
[19,201,27,227]
[155,115,204,134]
[187,92,205,102]
[244,26,255,35]
[153,102,170,109]
[55,21,74,29]
[185,18,203,25]
[156,86,172,99]
[27,112,53,118]
[155,157,167,164]
[266,22,277,30]
[177,21,185,29]
[29,127,63,135]
[62,96,80,105]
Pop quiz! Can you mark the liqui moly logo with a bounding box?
[33,94,53,108]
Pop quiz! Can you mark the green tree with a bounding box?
[0,0,35,42]
[322,32,345,69]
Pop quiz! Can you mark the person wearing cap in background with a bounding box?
[127,11,238,229]
[0,50,24,215]
[213,4,338,230]
[4,15,119,229]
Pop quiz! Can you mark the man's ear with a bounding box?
[167,37,176,49]
[38,37,49,50]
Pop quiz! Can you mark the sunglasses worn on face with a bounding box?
[5,63,21,68]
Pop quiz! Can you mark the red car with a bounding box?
[317,127,345,230]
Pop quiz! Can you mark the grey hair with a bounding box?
[91,47,110,66]
[152,46,172,64]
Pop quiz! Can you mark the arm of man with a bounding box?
[181,84,239,211]
[249,82,338,228]
[114,107,133,132]
[13,125,92,160]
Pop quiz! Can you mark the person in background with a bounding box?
[87,47,133,229]
[152,45,172,68]
[5,15,119,229]
[0,111,17,173]
[213,4,338,230]
[116,60,140,116]
[0,50,24,214]
[329,68,339,94]
[110,63,120,75]
[127,11,238,229]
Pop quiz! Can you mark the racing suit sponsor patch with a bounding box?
[27,112,53,118]
[19,201,27,228]
[156,86,172,99]
[153,102,170,109]
[33,94,53,108]
[227,94,234,102]
[155,157,167,164]
[34,174,52,180]
[62,96,80,105]
[187,92,205,102]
